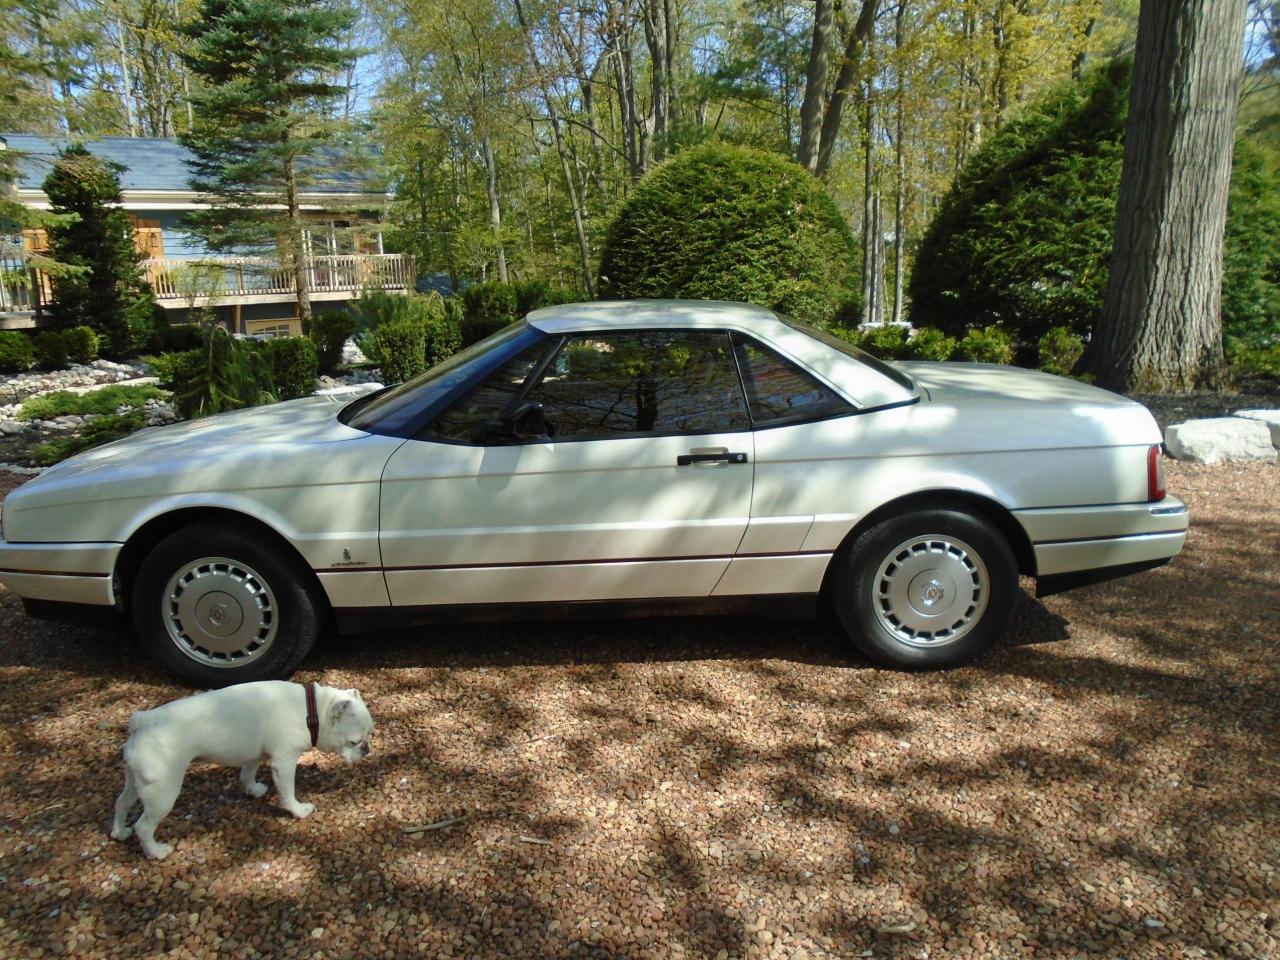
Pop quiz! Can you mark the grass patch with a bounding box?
[19,384,168,421]
[30,411,148,466]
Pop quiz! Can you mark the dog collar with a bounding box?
[305,683,320,748]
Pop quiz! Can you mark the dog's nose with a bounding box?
[360,743,370,757]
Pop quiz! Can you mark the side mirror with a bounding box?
[510,402,548,439]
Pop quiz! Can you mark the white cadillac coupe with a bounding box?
[0,301,1188,685]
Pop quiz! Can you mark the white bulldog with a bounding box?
[110,680,374,860]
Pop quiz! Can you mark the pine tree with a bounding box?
[178,0,360,322]
[42,145,159,357]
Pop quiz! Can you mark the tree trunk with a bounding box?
[814,0,879,178]
[513,0,596,296]
[283,151,312,323]
[891,0,907,325]
[642,0,674,162]
[481,136,509,283]
[798,0,835,173]
[115,15,139,137]
[1091,0,1248,392]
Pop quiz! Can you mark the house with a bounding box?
[0,135,414,337]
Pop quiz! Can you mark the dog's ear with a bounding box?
[331,699,354,725]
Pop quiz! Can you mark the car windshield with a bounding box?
[340,322,535,434]
[774,312,917,394]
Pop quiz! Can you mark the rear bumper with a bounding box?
[0,540,121,606]
[1015,497,1188,591]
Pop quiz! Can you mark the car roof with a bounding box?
[524,299,917,409]
[525,299,782,335]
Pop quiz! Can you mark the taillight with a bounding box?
[1148,444,1166,501]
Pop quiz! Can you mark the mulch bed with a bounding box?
[0,460,1276,959]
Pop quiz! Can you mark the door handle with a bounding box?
[677,451,749,466]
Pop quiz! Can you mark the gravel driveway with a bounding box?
[0,461,1276,960]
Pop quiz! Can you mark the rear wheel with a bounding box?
[132,522,321,687]
[832,509,1017,669]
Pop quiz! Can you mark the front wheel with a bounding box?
[131,522,321,687]
[831,509,1017,669]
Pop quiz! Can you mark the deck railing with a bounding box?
[0,253,40,316]
[139,253,415,302]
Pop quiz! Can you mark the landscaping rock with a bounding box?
[1164,417,1277,465]
[1233,409,1280,448]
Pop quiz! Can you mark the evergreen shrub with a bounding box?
[460,282,517,346]
[597,143,857,326]
[1038,326,1086,375]
[958,325,1015,364]
[912,57,1280,352]
[373,320,427,383]
[0,331,34,373]
[305,311,357,374]
[63,326,100,364]
[34,331,69,370]
[908,328,957,361]
[261,336,318,400]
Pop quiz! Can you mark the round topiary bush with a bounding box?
[597,143,857,326]
[63,326,100,364]
[34,330,69,370]
[910,56,1279,351]
[910,59,1130,345]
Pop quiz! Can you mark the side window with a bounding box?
[732,334,856,426]
[526,331,749,439]
[424,344,548,443]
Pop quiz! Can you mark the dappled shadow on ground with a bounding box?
[0,461,1277,959]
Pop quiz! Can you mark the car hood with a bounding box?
[38,394,367,482]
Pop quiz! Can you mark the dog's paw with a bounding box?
[110,825,133,841]
[144,842,174,860]
[245,782,268,799]
[286,801,315,819]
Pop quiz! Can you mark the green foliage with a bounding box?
[910,59,1130,345]
[41,145,158,358]
[170,329,271,418]
[139,352,184,385]
[31,411,149,466]
[304,311,357,374]
[62,325,99,364]
[908,328,957,362]
[353,291,460,373]
[860,325,911,360]
[1228,343,1280,379]
[597,143,857,326]
[261,337,318,401]
[828,324,951,361]
[19,384,167,421]
[460,282,518,346]
[1038,326,1086,375]
[0,331,34,373]
[33,330,68,370]
[958,325,1015,364]
[913,57,1280,353]
[178,0,362,311]
[1223,135,1280,349]
[372,320,428,383]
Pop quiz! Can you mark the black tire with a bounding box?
[131,521,322,687]
[831,508,1017,669]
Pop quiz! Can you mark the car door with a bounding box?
[378,328,755,606]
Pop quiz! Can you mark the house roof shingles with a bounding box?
[1,134,382,196]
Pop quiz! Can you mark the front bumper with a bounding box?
[0,540,121,606]
[1015,497,1189,585]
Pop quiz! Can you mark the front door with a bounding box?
[379,329,755,606]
